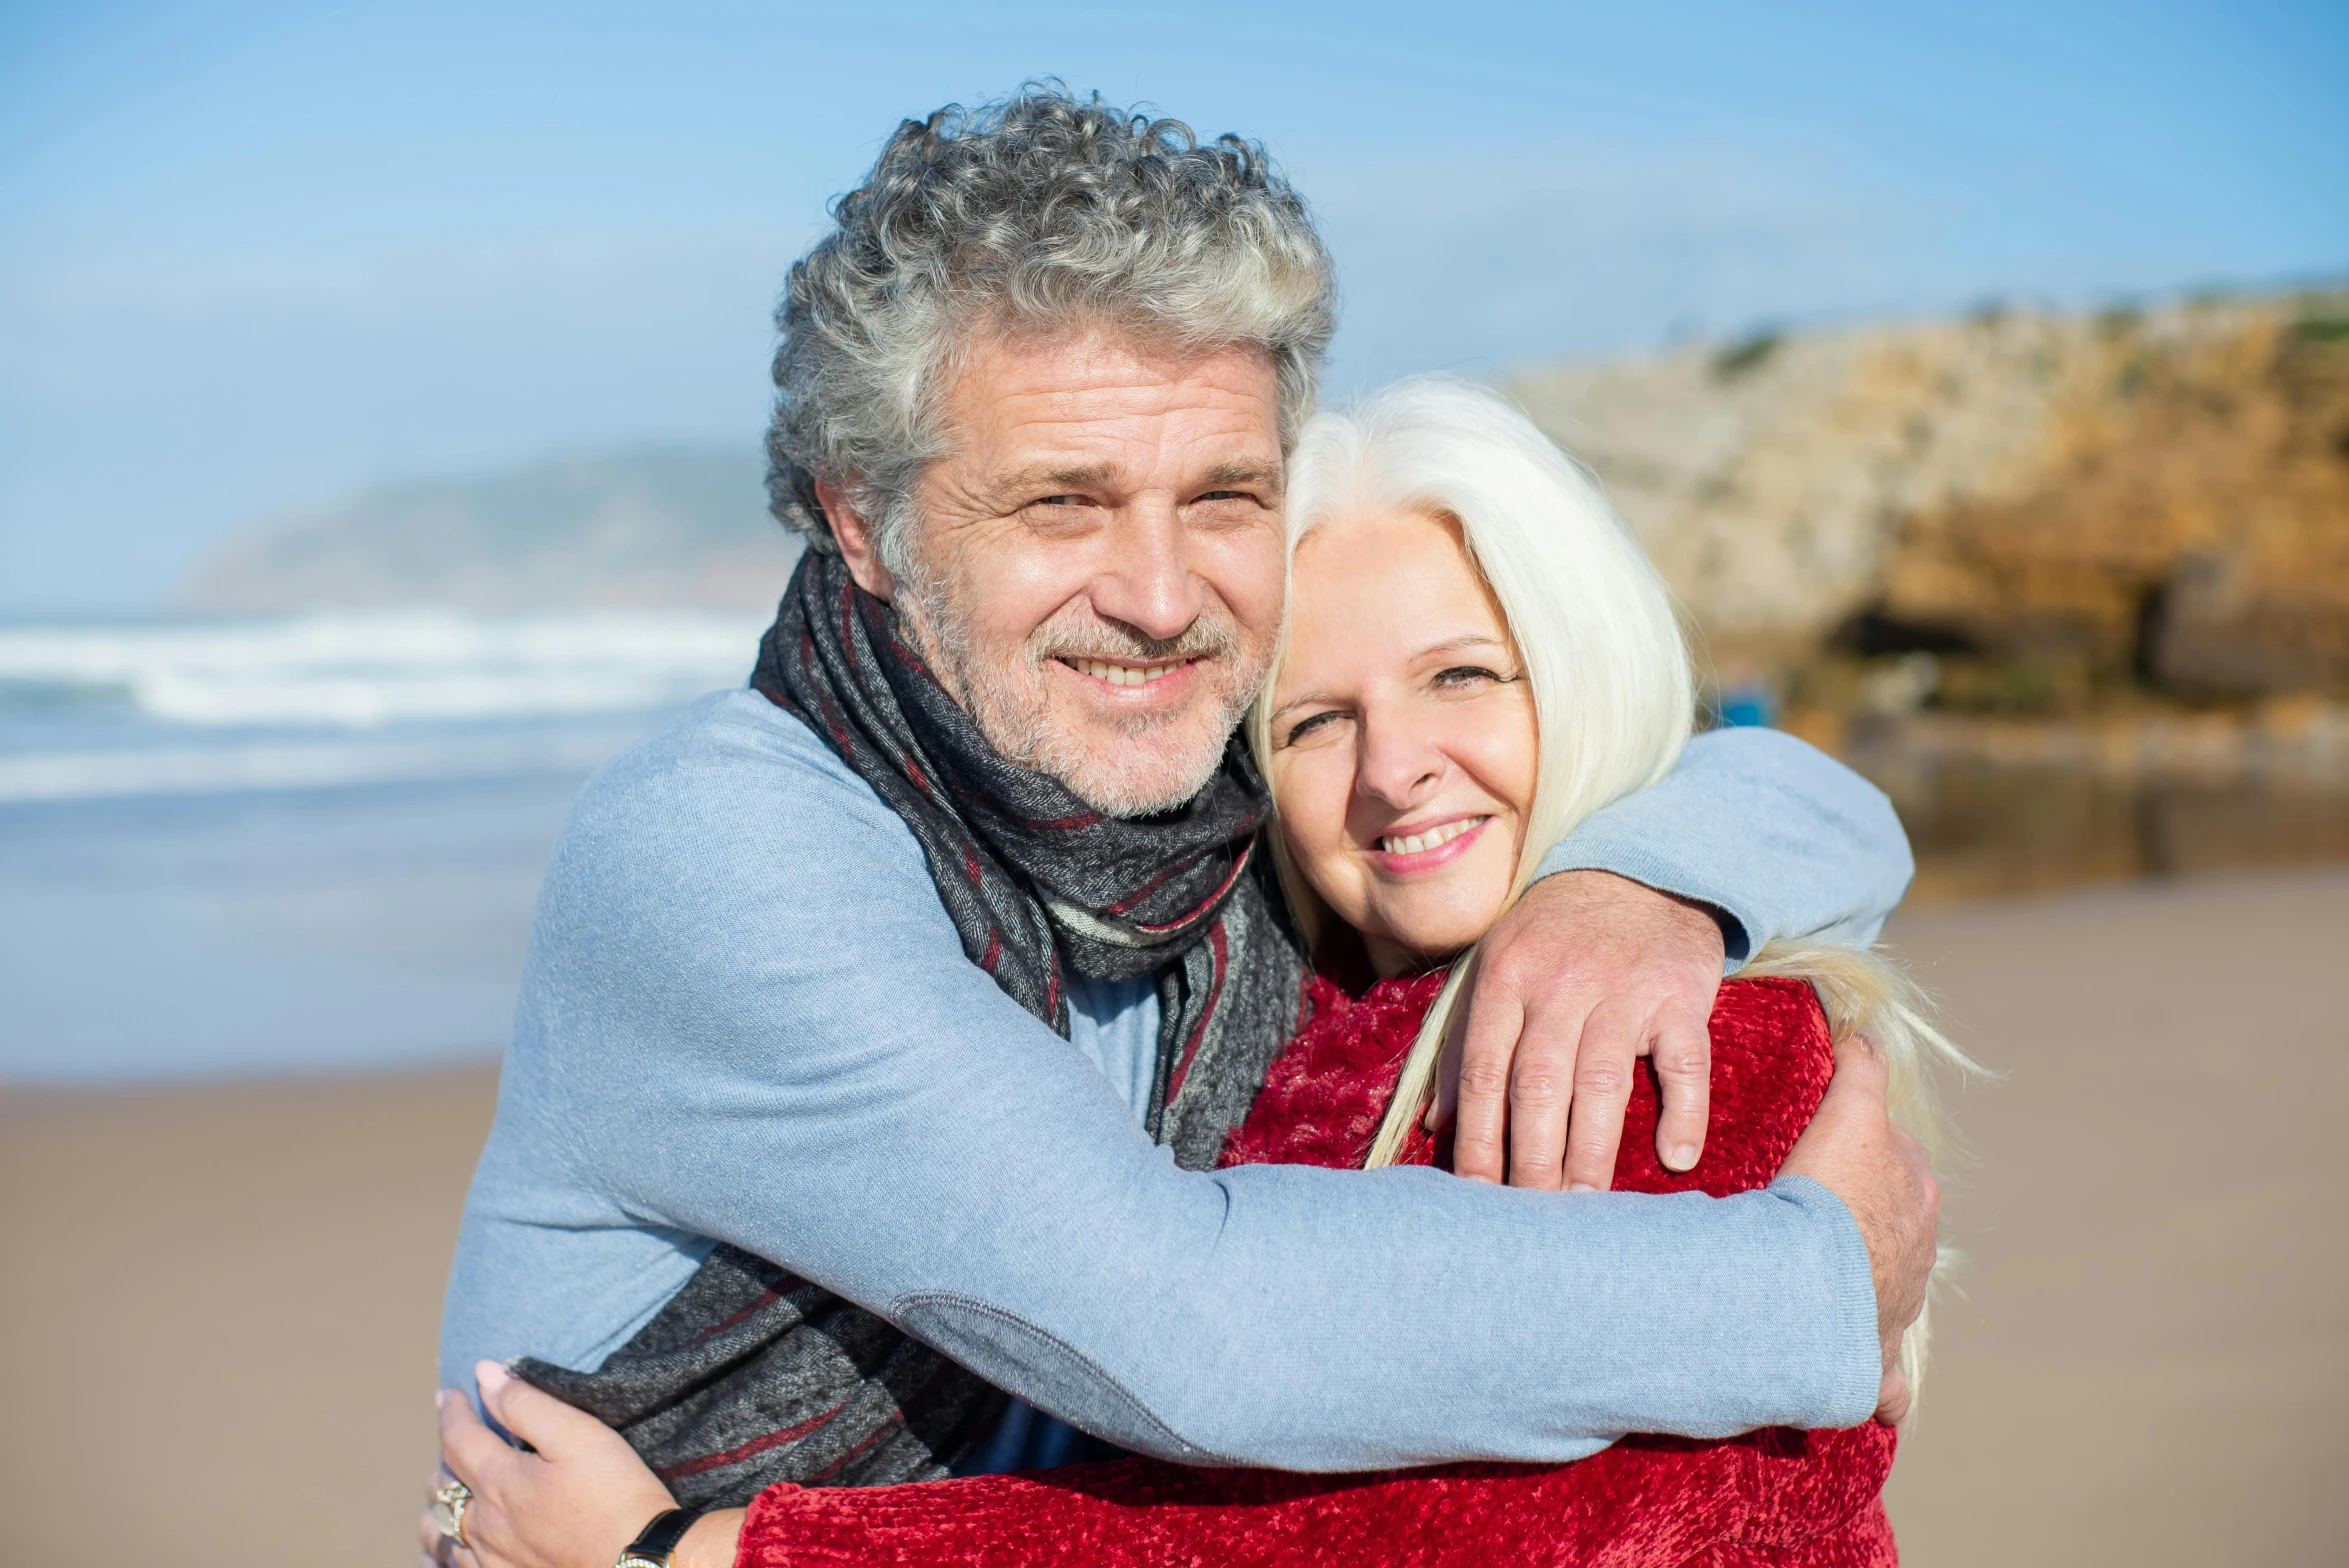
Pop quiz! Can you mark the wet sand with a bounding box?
[1878,865,2349,1564]
[4,865,2344,1567]
[0,1067,498,1568]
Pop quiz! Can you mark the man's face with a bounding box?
[883,327,1289,815]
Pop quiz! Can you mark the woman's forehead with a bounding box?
[1278,506,1512,688]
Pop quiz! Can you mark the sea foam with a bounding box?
[0,610,765,728]
[0,610,767,802]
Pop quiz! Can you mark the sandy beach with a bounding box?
[4,865,2344,1567]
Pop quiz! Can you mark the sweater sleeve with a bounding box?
[473,694,1881,1470]
[1532,726,1914,967]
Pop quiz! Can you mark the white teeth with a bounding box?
[1380,817,1488,856]
[1073,659,1179,687]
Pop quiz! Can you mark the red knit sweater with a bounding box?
[736,975,1898,1567]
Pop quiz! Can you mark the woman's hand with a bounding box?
[420,1360,737,1568]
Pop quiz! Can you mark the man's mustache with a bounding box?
[1029,616,1241,668]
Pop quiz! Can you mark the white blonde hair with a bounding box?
[1248,375,1983,1397]
[1248,375,1695,1164]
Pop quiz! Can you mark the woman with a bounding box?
[429,378,1971,1568]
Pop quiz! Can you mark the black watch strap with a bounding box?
[617,1506,705,1568]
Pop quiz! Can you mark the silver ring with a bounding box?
[432,1479,474,1547]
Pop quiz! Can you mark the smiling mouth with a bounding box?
[1378,815,1490,856]
[1060,657,1193,688]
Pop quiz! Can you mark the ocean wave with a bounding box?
[0,728,649,804]
[0,610,766,728]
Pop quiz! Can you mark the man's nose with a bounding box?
[1087,509,1207,644]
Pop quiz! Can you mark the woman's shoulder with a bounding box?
[1712,974,1834,1049]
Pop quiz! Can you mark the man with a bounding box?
[439,86,1933,1515]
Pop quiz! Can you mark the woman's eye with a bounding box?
[1281,711,1345,747]
[1433,665,1509,690]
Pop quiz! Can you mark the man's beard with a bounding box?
[896,568,1269,818]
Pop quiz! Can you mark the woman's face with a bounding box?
[1267,505,1538,976]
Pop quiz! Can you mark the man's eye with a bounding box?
[1033,494,1083,507]
[1281,711,1346,747]
[1195,490,1251,503]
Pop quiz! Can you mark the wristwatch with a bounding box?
[617,1507,705,1568]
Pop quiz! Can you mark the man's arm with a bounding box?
[475,696,1883,1470]
[1446,727,1914,1190]
[1535,726,1915,964]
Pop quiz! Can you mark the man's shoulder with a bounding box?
[578,689,905,838]
[551,690,929,910]
[1678,724,1895,807]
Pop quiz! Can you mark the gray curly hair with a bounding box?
[766,83,1337,569]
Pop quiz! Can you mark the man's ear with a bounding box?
[815,479,897,600]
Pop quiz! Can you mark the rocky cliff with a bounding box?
[1507,286,2349,700]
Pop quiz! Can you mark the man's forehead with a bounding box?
[942,329,1282,472]
[991,454,1281,495]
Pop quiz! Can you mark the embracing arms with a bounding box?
[427,1003,1929,1568]
[443,697,1889,1469]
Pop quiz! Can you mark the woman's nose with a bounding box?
[1353,704,1444,808]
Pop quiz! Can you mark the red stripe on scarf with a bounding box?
[693,1280,809,1343]
[1023,810,1104,831]
[837,582,862,675]
[941,776,1102,833]
[884,624,934,679]
[1162,921,1229,1104]
[1128,842,1253,933]
[805,1418,904,1485]
[657,1403,848,1481]
[901,752,935,798]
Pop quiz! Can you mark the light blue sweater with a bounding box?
[440,690,1912,1469]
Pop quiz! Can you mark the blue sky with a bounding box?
[3,1,2345,611]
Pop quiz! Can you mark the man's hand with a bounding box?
[1440,869,1726,1191]
[1780,1034,1940,1425]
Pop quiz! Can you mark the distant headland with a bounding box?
[183,445,801,615]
